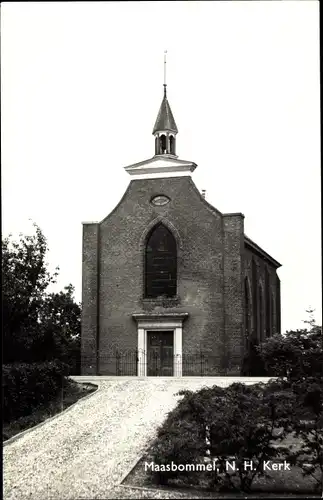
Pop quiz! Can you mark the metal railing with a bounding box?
[79,350,242,376]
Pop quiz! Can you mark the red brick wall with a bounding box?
[81,223,99,374]
[81,175,280,375]
[96,176,227,373]
[223,214,245,373]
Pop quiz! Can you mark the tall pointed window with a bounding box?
[276,276,281,334]
[244,277,251,349]
[145,223,177,298]
[272,292,276,335]
[251,258,258,341]
[259,285,264,343]
[265,267,271,337]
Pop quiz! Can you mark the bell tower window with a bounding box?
[169,135,175,155]
[159,134,167,154]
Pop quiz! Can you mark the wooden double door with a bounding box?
[147,331,174,376]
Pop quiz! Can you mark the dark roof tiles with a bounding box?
[152,95,178,134]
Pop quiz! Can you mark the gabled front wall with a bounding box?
[81,176,247,375]
[80,175,246,375]
[98,176,224,373]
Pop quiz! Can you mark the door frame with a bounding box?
[133,313,188,377]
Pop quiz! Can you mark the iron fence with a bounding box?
[79,350,242,376]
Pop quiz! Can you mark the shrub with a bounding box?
[242,339,268,376]
[2,361,68,422]
[150,382,293,492]
[288,376,323,493]
[258,322,323,380]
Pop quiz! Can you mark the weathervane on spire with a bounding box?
[164,50,167,97]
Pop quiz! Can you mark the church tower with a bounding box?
[124,54,196,180]
[153,51,178,157]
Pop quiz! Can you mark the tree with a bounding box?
[258,310,322,379]
[2,223,58,362]
[37,284,81,372]
[2,223,81,368]
[303,307,323,353]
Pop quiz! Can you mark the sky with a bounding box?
[1,1,321,333]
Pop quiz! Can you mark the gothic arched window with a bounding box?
[145,223,177,298]
[244,277,251,349]
[265,267,271,337]
[272,291,276,335]
[276,276,281,334]
[259,285,264,343]
[251,258,258,341]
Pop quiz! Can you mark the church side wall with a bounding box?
[97,176,227,375]
[81,223,99,374]
[244,246,281,343]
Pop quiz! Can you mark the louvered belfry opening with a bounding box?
[169,135,175,155]
[145,223,177,298]
[159,134,167,154]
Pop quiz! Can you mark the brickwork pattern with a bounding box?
[81,223,99,374]
[81,176,281,376]
[98,177,225,367]
[222,215,245,371]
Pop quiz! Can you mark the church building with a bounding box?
[81,78,281,377]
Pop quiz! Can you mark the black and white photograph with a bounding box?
[2,1,322,499]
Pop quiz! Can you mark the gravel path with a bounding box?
[4,378,270,500]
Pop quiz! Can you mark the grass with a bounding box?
[3,379,98,442]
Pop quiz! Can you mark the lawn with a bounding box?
[3,379,97,442]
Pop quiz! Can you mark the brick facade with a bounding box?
[81,176,281,376]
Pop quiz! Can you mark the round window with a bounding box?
[151,195,170,206]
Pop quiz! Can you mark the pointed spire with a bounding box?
[152,51,178,135]
[163,50,167,98]
[152,96,178,135]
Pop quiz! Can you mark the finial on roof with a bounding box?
[152,50,178,139]
[163,50,167,97]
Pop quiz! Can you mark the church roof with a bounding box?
[244,235,282,268]
[152,92,178,135]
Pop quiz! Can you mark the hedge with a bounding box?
[2,361,68,422]
[149,382,297,492]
